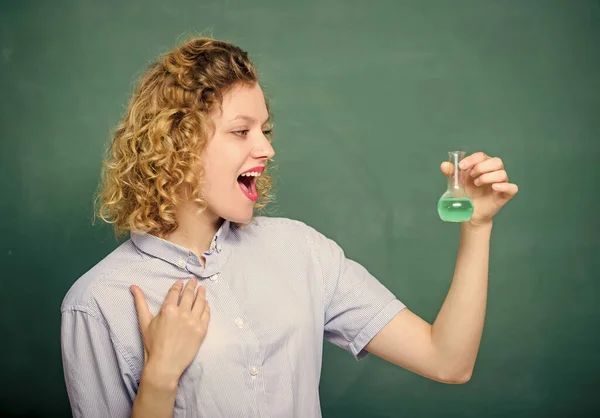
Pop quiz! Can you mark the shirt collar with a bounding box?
[203,219,230,256]
[130,220,232,278]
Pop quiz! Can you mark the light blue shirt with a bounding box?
[61,216,405,417]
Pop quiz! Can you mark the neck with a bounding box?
[165,201,222,262]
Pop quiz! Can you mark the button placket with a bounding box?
[213,269,263,386]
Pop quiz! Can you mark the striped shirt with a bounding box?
[61,216,405,417]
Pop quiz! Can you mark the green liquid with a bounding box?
[437,197,474,222]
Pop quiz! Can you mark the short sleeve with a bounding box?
[61,309,138,418]
[306,225,406,360]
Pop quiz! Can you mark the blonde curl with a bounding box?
[95,36,275,238]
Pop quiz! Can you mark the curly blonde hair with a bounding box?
[96,36,274,238]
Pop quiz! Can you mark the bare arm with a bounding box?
[365,222,491,383]
[365,152,518,383]
[430,222,491,380]
[131,361,179,418]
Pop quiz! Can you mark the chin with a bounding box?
[221,207,254,225]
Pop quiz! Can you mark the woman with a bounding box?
[61,36,518,418]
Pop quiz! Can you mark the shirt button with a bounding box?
[210,273,219,282]
[249,366,259,376]
[235,318,244,328]
[177,257,185,268]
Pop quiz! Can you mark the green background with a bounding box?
[1,0,599,416]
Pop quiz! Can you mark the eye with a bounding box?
[232,130,249,137]
[263,129,273,138]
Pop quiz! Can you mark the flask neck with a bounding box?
[447,151,467,191]
[446,168,468,197]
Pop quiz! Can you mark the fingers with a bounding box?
[179,278,198,310]
[440,161,455,176]
[200,300,211,326]
[192,286,207,316]
[464,155,511,189]
[469,156,504,178]
[473,169,508,186]
[442,153,495,176]
[165,279,184,306]
[492,182,519,196]
[130,285,153,331]
[459,152,489,170]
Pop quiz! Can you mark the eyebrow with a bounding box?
[230,114,271,125]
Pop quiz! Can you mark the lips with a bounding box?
[240,166,265,175]
[237,166,264,202]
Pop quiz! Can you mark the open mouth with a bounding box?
[237,172,259,202]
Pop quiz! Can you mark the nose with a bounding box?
[251,132,275,161]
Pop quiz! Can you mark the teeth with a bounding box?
[240,171,261,177]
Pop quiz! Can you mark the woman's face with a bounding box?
[200,82,275,224]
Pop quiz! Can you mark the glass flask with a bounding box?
[437,151,474,222]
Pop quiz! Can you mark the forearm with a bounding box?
[131,361,179,418]
[431,221,492,382]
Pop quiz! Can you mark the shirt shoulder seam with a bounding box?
[60,263,130,313]
[62,306,141,382]
[298,222,338,314]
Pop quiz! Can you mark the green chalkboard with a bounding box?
[1,0,599,416]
